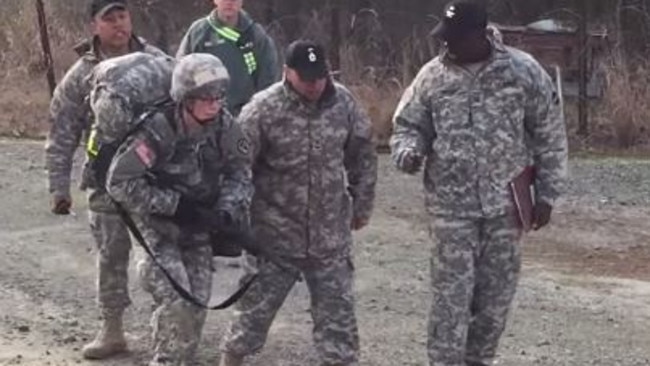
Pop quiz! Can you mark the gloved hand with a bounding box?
[51,194,72,215]
[395,148,424,174]
[532,202,553,231]
[172,196,201,226]
[192,206,240,230]
[215,210,235,228]
[351,217,369,231]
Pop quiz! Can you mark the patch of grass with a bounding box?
[589,54,650,149]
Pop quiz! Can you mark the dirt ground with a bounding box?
[2,139,650,366]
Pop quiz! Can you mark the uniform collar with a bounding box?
[73,35,146,62]
[282,78,338,111]
[176,105,229,140]
[440,36,508,67]
[208,9,253,32]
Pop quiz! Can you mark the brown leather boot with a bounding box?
[81,313,128,359]
[218,352,244,366]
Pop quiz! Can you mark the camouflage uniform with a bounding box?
[390,41,568,366]
[220,80,378,366]
[45,36,165,319]
[106,54,252,366]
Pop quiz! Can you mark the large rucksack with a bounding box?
[85,52,175,187]
[83,52,298,310]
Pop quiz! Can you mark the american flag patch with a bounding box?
[134,139,155,168]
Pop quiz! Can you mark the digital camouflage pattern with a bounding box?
[106,53,251,219]
[45,37,166,200]
[428,215,522,366]
[89,52,174,145]
[220,80,377,365]
[106,99,252,365]
[138,229,213,366]
[44,36,165,318]
[222,254,359,365]
[106,107,252,220]
[390,40,568,366]
[88,210,131,316]
[240,81,377,259]
[170,52,230,102]
[391,41,568,218]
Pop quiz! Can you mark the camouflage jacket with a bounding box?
[239,80,378,259]
[391,42,568,218]
[106,107,253,225]
[45,36,165,200]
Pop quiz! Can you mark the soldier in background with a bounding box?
[177,0,279,116]
[44,0,165,359]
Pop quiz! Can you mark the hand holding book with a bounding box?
[509,166,553,232]
[532,201,553,230]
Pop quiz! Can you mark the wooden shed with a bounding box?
[496,21,609,98]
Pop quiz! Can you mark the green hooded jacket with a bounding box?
[176,10,280,115]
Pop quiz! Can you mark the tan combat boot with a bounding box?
[81,314,128,359]
[218,352,244,366]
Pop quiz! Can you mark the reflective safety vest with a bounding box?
[86,128,100,157]
[206,17,257,76]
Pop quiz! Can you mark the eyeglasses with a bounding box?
[194,94,226,103]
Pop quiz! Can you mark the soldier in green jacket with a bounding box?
[176,0,280,116]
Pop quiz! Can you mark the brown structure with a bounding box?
[496,21,609,99]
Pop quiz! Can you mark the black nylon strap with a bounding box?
[114,203,257,310]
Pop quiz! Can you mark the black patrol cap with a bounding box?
[89,0,128,19]
[431,0,488,39]
[285,40,329,81]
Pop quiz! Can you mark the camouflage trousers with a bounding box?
[138,220,214,366]
[88,196,132,319]
[221,254,359,366]
[428,214,522,366]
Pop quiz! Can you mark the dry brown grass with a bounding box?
[0,1,39,79]
[0,1,49,138]
[0,0,88,138]
[339,32,437,148]
[0,5,412,141]
[3,2,650,154]
[339,43,402,148]
[589,55,650,150]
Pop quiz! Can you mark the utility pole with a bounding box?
[330,0,342,72]
[264,0,275,25]
[35,0,56,97]
[577,0,589,136]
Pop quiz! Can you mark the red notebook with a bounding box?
[509,166,536,232]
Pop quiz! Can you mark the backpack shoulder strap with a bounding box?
[113,203,258,310]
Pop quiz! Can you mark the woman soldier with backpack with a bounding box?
[100,53,253,366]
